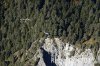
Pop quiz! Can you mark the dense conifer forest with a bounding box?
[0,0,100,66]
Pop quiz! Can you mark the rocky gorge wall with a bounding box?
[19,38,100,66]
[37,38,100,66]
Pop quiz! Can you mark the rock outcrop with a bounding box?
[36,38,100,66]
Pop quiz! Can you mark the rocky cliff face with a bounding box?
[36,38,100,66]
[14,38,100,66]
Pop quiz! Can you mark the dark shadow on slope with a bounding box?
[91,0,96,3]
[40,48,56,66]
[38,0,45,10]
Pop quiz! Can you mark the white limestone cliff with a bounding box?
[37,38,100,66]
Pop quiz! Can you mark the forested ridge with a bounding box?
[0,0,100,66]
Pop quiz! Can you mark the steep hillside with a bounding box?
[0,0,100,66]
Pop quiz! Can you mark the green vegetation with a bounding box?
[0,0,100,66]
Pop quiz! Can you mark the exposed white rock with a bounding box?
[97,48,100,63]
[64,49,95,66]
[37,38,100,66]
